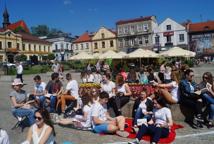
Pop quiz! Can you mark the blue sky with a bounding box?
[1,0,214,36]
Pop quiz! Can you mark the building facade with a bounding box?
[72,32,93,54]
[153,18,188,52]
[0,8,51,63]
[92,27,117,53]
[0,29,22,62]
[188,21,214,56]
[46,37,73,61]
[116,16,157,53]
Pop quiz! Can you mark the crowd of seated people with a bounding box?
[8,60,214,144]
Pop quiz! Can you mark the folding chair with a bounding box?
[11,116,27,132]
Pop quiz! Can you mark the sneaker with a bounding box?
[194,115,204,123]
[116,130,129,138]
[128,139,140,144]
[132,127,139,133]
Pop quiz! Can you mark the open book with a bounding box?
[194,88,207,95]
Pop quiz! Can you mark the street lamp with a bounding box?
[155,34,160,53]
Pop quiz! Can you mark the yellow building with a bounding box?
[92,27,117,53]
[0,29,22,62]
[0,8,52,62]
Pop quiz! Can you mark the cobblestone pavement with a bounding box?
[0,63,214,144]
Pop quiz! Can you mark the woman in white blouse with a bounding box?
[129,96,173,144]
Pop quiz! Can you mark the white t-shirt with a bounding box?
[87,74,95,83]
[34,82,46,96]
[52,64,60,73]
[154,107,172,125]
[66,80,79,99]
[139,99,148,113]
[16,64,23,74]
[91,102,107,127]
[170,81,179,102]
[101,81,116,98]
[93,73,102,84]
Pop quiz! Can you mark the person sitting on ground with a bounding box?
[138,67,149,84]
[112,74,132,116]
[152,71,179,104]
[179,69,204,128]
[198,72,214,127]
[132,89,154,133]
[32,75,46,108]
[91,91,129,137]
[58,73,80,115]
[45,73,63,113]
[128,96,173,144]
[22,108,55,144]
[56,91,98,129]
[9,78,35,126]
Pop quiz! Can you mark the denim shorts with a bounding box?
[93,123,109,133]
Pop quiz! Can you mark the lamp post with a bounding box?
[155,34,160,53]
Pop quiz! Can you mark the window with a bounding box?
[61,43,63,49]
[86,43,89,49]
[179,34,185,42]
[7,42,12,48]
[166,36,171,43]
[76,44,79,50]
[94,43,98,49]
[166,25,171,30]
[29,44,31,51]
[34,45,36,51]
[101,33,105,39]
[125,39,129,46]
[143,24,149,31]
[0,41,2,50]
[17,43,20,50]
[138,37,143,45]
[102,41,105,48]
[118,27,123,34]
[23,44,25,51]
[110,40,114,47]
[55,44,58,50]
[137,24,143,32]
[130,25,135,33]
[66,43,69,49]
[124,26,129,34]
[130,39,134,46]
[39,45,41,51]
[155,35,160,44]
[81,44,84,50]
[144,36,149,44]
[118,39,123,47]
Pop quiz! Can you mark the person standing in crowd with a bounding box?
[91,91,129,137]
[0,128,9,144]
[32,75,47,108]
[51,61,60,74]
[16,61,24,82]
[22,108,55,144]
[129,97,173,144]
[9,78,35,126]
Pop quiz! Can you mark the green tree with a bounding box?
[31,25,50,37]
[15,54,27,62]
[47,53,55,60]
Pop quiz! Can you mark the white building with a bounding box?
[46,37,73,61]
[153,18,188,52]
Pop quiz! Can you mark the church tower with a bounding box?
[3,7,10,29]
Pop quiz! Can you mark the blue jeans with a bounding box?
[37,96,46,108]
[201,93,214,120]
[134,108,152,126]
[11,108,35,126]
[50,95,57,113]
[136,124,169,143]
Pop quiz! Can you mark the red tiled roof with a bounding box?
[7,20,30,33]
[189,21,214,32]
[116,16,154,25]
[74,32,92,43]
[18,32,51,45]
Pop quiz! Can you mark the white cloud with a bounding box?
[64,0,72,5]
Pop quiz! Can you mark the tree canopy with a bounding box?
[31,25,71,38]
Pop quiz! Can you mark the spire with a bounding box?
[3,6,10,29]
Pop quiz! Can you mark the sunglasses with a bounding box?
[34,116,43,121]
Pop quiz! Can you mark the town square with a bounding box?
[0,0,214,144]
